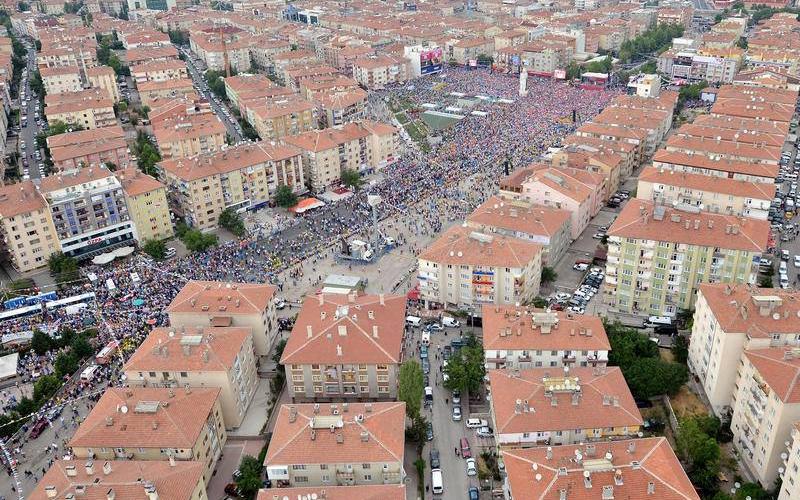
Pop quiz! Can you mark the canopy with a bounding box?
[114,246,135,257]
[290,197,325,214]
[92,253,116,265]
[132,298,145,307]
[0,352,18,381]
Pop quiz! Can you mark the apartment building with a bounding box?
[352,54,408,89]
[116,168,174,242]
[488,366,642,447]
[0,181,60,273]
[248,37,291,71]
[300,76,360,101]
[658,49,741,84]
[37,45,97,73]
[124,326,257,429]
[688,285,800,416]
[731,347,800,487]
[417,226,542,311]
[448,37,495,65]
[483,306,609,370]
[160,142,305,230]
[779,423,800,500]
[47,126,130,171]
[637,166,775,220]
[223,74,279,110]
[131,59,189,84]
[502,437,699,500]
[166,281,278,358]
[39,167,135,261]
[591,106,668,157]
[466,196,571,265]
[68,387,225,484]
[664,135,781,167]
[137,78,196,108]
[652,149,778,185]
[32,460,208,500]
[550,145,626,196]
[190,31,253,73]
[605,201,770,317]
[315,88,368,128]
[245,95,316,141]
[40,65,82,95]
[153,113,227,160]
[509,165,603,240]
[257,486,405,500]
[282,293,405,401]
[282,121,397,193]
[264,402,405,488]
[86,65,120,102]
[45,89,116,130]
[575,122,647,166]
[125,46,180,67]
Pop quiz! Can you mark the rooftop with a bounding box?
[160,141,301,182]
[116,168,165,197]
[652,150,778,179]
[68,387,221,449]
[0,181,47,218]
[419,226,542,268]
[166,280,277,316]
[698,284,800,338]
[467,196,571,239]
[482,306,610,353]
[502,437,699,500]
[745,348,800,403]
[638,166,776,200]
[282,293,405,365]
[264,402,405,466]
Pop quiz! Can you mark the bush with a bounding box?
[142,239,167,260]
[180,228,218,252]
[33,375,62,404]
[219,208,246,237]
[275,185,298,208]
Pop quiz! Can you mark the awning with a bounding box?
[290,197,326,214]
[92,253,116,265]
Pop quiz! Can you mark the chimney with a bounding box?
[546,447,553,460]
[106,489,115,500]
[601,485,614,500]
[103,462,112,475]
[338,325,347,336]
[647,482,655,495]
[45,486,58,498]
[372,325,379,338]
[379,294,385,305]
[348,293,356,303]
[307,325,313,338]
[583,470,592,488]
[614,468,623,486]
[627,441,635,454]
[169,455,176,467]
[321,311,327,320]
[85,460,94,475]
[336,344,342,356]
[66,465,77,476]
[144,482,159,500]
[368,310,374,319]
[559,490,567,500]
[318,294,324,306]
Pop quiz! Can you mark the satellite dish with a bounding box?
[120,405,128,413]
[535,473,542,481]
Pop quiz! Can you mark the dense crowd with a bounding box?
[0,68,617,495]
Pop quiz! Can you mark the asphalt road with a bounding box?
[177,45,244,142]
[18,37,45,179]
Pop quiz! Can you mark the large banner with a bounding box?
[420,47,443,75]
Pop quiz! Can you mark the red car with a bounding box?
[460,437,472,459]
[30,418,48,439]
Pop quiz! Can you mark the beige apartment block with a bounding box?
[466,195,572,265]
[124,326,257,429]
[314,88,368,128]
[125,46,180,67]
[223,74,278,110]
[351,54,408,89]
[0,181,60,272]
[605,201,769,317]
[45,89,115,129]
[652,149,778,184]
[40,65,82,95]
[483,306,609,370]
[282,293,405,401]
[637,166,775,220]
[131,59,189,84]
[688,285,800,416]
[264,402,405,488]
[166,281,278,358]
[153,113,227,160]
[248,37,291,71]
[257,485,405,500]
[488,367,643,448]
[68,387,226,484]
[418,226,542,311]
[137,78,195,108]
[87,65,120,102]
[282,120,398,192]
[502,438,699,499]
[117,168,174,242]
[31,460,208,500]
[246,95,316,141]
[47,126,130,171]
[779,422,800,500]
[731,348,800,488]
[160,142,304,230]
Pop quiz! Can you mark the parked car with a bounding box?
[452,389,461,405]
[426,422,434,441]
[429,448,440,469]
[476,426,494,438]
[468,487,480,500]
[460,437,472,458]
[452,406,462,421]
[573,263,589,271]
[465,418,488,429]
[465,458,477,476]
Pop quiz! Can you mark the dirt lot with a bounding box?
[671,385,707,419]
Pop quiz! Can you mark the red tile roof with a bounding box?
[166,281,276,315]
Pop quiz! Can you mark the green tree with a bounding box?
[340,168,363,190]
[606,321,659,367]
[444,336,485,394]
[30,329,54,355]
[204,70,227,99]
[398,360,424,420]
[671,334,689,364]
[33,375,62,404]
[759,275,774,288]
[623,358,687,399]
[3,278,35,300]
[275,185,298,208]
[54,351,79,379]
[618,23,685,63]
[235,455,263,500]
[540,266,557,285]
[0,412,22,439]
[142,239,167,260]
[219,208,246,237]
[48,252,80,286]
[72,334,93,360]
[530,296,548,308]
[117,100,128,113]
[476,53,493,65]
[180,228,218,252]
[676,416,721,496]
[29,69,44,97]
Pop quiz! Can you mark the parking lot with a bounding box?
[765,126,800,288]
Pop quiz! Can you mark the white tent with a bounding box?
[92,253,116,265]
[113,246,135,258]
[0,352,19,381]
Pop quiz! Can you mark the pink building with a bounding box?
[47,126,130,171]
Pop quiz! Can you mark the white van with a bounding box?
[80,365,99,381]
[421,330,431,346]
[431,468,443,495]
[442,316,461,328]
[405,315,422,327]
[643,316,672,328]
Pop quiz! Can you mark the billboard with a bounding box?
[469,59,478,67]
[553,69,566,80]
[511,54,520,66]
[419,47,443,75]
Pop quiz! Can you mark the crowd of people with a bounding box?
[0,67,617,497]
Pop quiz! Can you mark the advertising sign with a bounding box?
[511,54,520,66]
[420,47,443,75]
[553,69,566,80]
[469,59,478,67]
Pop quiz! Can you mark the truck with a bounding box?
[340,238,374,262]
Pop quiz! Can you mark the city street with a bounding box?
[17,36,44,179]
[178,45,244,142]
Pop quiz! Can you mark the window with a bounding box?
[180,372,187,378]
[364,474,372,481]
[362,463,371,469]
[292,465,307,470]
[294,476,308,483]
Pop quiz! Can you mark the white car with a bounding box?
[794,255,800,268]
[573,263,589,271]
[465,458,477,476]
[452,406,462,421]
[465,418,488,429]
[476,426,494,438]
